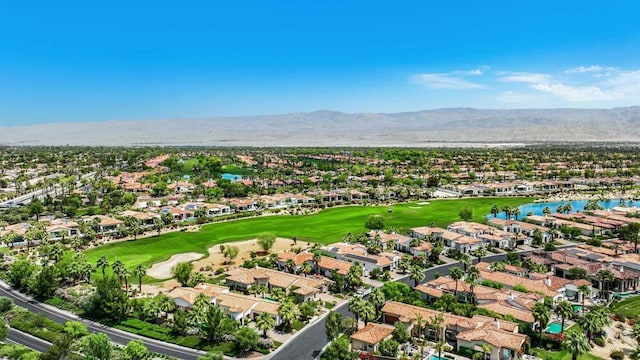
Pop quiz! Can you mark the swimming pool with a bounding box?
[429,355,447,360]
[222,173,243,181]
[545,321,566,334]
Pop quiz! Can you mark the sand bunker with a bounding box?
[417,202,430,205]
[193,237,312,270]
[147,252,203,279]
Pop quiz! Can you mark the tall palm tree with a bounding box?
[111,259,125,284]
[512,208,521,221]
[543,206,551,216]
[577,284,590,315]
[578,312,601,343]
[369,287,386,319]
[459,254,472,272]
[562,331,592,360]
[532,302,550,340]
[133,265,146,292]
[285,259,296,274]
[465,266,480,306]
[490,205,499,218]
[449,267,464,297]
[255,312,276,337]
[471,247,486,263]
[554,300,574,334]
[410,266,425,287]
[348,298,366,326]
[435,339,446,360]
[502,205,511,219]
[121,268,132,291]
[596,269,614,301]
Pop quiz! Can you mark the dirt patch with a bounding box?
[147,253,203,279]
[590,321,637,359]
[192,237,312,271]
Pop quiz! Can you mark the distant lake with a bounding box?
[489,198,637,220]
[222,173,243,181]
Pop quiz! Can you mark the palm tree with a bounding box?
[300,262,313,277]
[312,252,322,272]
[112,259,125,284]
[490,205,499,218]
[554,300,574,334]
[255,312,276,337]
[285,259,296,274]
[449,267,464,297]
[399,255,412,274]
[578,312,601,343]
[121,268,132,291]
[278,300,300,331]
[133,265,146,292]
[543,206,551,216]
[532,302,550,340]
[465,266,480,306]
[471,247,486,263]
[596,269,614,301]
[512,208,521,221]
[435,339,446,360]
[564,203,573,214]
[410,266,425,287]
[369,287,386,319]
[480,343,492,360]
[578,284,590,315]
[459,254,472,272]
[502,205,511,219]
[562,331,592,360]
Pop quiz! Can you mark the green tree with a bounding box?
[562,331,592,360]
[64,320,88,339]
[320,336,358,360]
[223,245,240,264]
[82,333,112,360]
[490,205,499,218]
[28,198,44,221]
[458,206,473,221]
[124,340,148,360]
[172,262,193,286]
[256,232,277,253]
[465,266,480,306]
[31,266,58,299]
[201,303,236,343]
[325,311,344,341]
[365,215,385,232]
[378,338,399,357]
[256,312,276,337]
[0,318,7,342]
[236,326,259,353]
[393,321,410,343]
[8,259,36,290]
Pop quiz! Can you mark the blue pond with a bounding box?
[222,173,243,181]
[489,198,636,220]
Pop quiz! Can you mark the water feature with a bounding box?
[222,173,243,181]
[488,198,636,220]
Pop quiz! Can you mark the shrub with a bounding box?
[0,297,14,313]
[594,337,606,347]
[610,350,624,360]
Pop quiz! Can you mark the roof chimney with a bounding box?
[493,318,500,329]
[545,277,552,287]
[620,265,624,273]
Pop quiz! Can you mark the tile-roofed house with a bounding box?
[456,322,527,360]
[316,256,353,277]
[224,267,328,302]
[350,323,395,353]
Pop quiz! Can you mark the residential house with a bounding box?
[224,267,329,302]
[350,323,395,354]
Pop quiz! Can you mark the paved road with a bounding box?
[272,245,576,360]
[7,328,52,352]
[0,172,95,208]
[0,282,205,359]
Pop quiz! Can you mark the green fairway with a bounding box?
[610,295,640,318]
[84,197,533,278]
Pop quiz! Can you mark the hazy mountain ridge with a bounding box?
[1,107,640,146]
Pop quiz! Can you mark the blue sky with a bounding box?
[1,1,639,126]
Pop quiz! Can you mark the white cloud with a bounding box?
[529,82,614,102]
[499,72,551,83]
[565,65,617,74]
[413,73,485,89]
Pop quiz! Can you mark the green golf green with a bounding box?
[84,197,532,277]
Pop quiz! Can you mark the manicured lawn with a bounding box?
[531,348,603,360]
[85,197,533,278]
[610,295,640,318]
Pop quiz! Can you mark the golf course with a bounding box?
[84,197,533,277]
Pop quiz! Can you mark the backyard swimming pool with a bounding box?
[545,321,566,334]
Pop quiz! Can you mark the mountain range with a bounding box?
[2,107,640,146]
